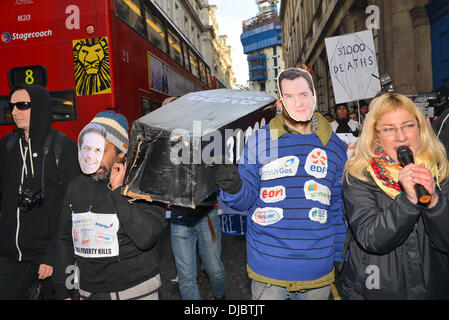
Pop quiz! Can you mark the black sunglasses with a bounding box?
[9,101,31,111]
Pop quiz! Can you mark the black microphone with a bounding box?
[396,146,431,206]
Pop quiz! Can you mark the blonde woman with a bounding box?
[341,93,449,299]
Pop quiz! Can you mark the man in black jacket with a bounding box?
[0,84,80,299]
[432,86,449,157]
[53,111,166,300]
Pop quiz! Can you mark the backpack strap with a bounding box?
[40,129,54,197]
[338,228,352,273]
[52,128,65,170]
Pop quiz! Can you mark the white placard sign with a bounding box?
[325,30,381,104]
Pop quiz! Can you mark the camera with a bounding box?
[379,74,394,93]
[405,93,439,118]
[18,187,43,212]
[379,73,449,118]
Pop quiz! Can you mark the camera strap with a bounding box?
[41,129,55,197]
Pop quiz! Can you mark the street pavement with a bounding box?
[156,223,251,300]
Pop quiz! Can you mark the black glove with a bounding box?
[214,164,242,194]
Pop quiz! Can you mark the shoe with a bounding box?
[212,294,225,300]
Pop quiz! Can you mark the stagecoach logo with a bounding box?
[72,37,111,96]
[1,32,11,43]
[15,0,34,5]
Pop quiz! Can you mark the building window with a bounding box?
[273,57,278,67]
[273,46,277,55]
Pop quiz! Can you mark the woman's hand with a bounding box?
[399,163,438,207]
[38,264,53,280]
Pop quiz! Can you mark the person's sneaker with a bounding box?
[170,275,179,286]
[212,294,226,300]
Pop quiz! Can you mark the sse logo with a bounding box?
[309,208,327,224]
[305,148,328,178]
[1,32,11,43]
[260,186,286,203]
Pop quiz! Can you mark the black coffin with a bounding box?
[122,89,276,208]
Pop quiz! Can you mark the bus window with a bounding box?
[0,96,12,125]
[0,90,76,125]
[188,49,199,79]
[116,0,145,36]
[206,66,212,88]
[144,6,167,53]
[153,100,162,111]
[50,90,76,121]
[199,60,207,84]
[168,28,183,66]
[142,97,152,115]
[182,41,190,71]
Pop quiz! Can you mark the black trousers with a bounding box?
[0,255,55,300]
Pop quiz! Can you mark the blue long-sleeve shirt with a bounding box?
[221,115,348,282]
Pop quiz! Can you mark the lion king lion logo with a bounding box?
[72,37,111,96]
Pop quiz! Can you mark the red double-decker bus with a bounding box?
[0,0,213,141]
[211,74,226,90]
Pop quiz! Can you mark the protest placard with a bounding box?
[325,30,381,104]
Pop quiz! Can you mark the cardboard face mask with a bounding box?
[276,67,317,122]
[78,123,107,174]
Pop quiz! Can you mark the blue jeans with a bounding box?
[170,209,226,300]
[251,280,330,300]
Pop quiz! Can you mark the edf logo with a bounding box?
[1,32,11,43]
[305,148,328,179]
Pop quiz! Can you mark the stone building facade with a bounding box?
[153,0,235,88]
[280,0,435,115]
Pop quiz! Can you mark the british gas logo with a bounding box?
[309,208,327,224]
[1,32,11,43]
[305,148,328,178]
[260,156,299,181]
[252,207,283,226]
[284,158,295,167]
[304,180,331,205]
[260,186,286,203]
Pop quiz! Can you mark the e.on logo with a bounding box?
[260,186,286,203]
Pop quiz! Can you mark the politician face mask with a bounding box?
[276,67,317,122]
[78,123,107,175]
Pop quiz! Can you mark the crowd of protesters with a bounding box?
[1,69,449,300]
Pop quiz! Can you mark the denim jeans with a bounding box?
[171,209,226,300]
[251,280,330,300]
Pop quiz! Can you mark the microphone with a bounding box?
[396,146,431,206]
